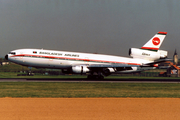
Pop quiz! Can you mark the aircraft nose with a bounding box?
[5,54,8,60]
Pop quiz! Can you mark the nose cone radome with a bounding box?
[5,54,8,60]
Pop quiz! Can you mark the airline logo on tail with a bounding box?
[141,31,167,51]
[152,37,160,46]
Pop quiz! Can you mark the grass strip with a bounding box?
[0,82,180,98]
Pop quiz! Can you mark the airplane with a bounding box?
[5,32,168,79]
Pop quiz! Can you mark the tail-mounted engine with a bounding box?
[129,48,167,61]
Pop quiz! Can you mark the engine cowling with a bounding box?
[102,68,116,76]
[72,65,90,74]
[129,48,167,61]
[158,50,168,59]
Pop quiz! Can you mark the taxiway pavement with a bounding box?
[0,78,180,83]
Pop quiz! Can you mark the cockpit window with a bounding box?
[9,52,16,55]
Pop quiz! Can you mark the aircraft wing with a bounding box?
[87,64,139,68]
[87,58,171,68]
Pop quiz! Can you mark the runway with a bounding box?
[0,78,180,83]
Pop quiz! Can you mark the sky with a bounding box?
[0,0,180,58]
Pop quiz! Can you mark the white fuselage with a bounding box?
[6,49,154,73]
[5,32,168,78]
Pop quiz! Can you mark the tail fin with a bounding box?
[141,32,167,51]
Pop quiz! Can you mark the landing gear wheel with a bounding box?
[87,75,104,80]
[98,75,104,80]
[87,75,93,79]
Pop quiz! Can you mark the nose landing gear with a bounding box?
[5,55,8,60]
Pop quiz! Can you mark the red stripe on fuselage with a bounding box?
[10,54,141,66]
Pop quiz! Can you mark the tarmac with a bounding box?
[0,78,180,83]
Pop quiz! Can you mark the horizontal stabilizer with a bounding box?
[142,58,172,66]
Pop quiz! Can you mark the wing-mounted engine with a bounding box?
[62,65,90,74]
[129,48,168,61]
[102,68,116,76]
[72,65,90,74]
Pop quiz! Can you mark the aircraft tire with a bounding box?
[87,75,104,80]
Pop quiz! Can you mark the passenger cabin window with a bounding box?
[9,52,16,55]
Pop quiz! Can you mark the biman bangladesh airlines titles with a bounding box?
[5,32,168,79]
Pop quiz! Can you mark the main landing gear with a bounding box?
[87,75,104,79]
[87,71,105,79]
